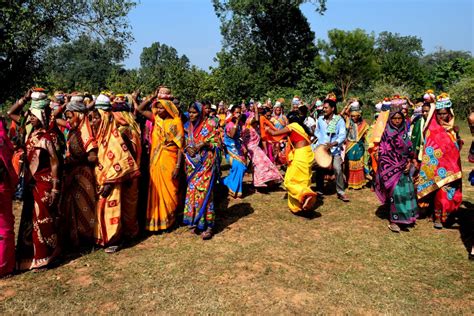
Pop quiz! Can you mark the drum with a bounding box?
[313,144,333,168]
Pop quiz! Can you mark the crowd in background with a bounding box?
[0,85,472,277]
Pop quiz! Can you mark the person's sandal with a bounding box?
[433,221,443,230]
[201,229,213,240]
[105,245,121,254]
[388,223,401,233]
[337,194,350,202]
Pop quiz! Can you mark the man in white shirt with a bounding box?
[298,104,316,136]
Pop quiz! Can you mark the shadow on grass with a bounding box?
[457,201,474,254]
[214,202,254,235]
[292,209,322,220]
[375,204,389,220]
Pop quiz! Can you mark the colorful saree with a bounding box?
[222,121,247,197]
[94,110,140,245]
[271,113,289,130]
[60,113,97,247]
[0,119,17,276]
[284,123,317,213]
[242,126,282,187]
[146,100,184,231]
[375,114,417,224]
[417,106,462,223]
[346,119,369,189]
[183,110,218,231]
[17,128,59,270]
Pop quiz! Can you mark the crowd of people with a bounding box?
[0,86,472,277]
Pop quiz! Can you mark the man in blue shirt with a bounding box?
[314,99,349,202]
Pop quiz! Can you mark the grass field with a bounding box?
[0,131,473,314]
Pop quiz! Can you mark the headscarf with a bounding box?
[30,90,50,109]
[347,101,365,142]
[66,95,87,113]
[153,99,180,119]
[425,93,455,133]
[112,94,131,112]
[29,89,50,127]
[188,102,203,132]
[95,94,112,111]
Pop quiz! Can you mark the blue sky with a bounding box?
[124,0,473,70]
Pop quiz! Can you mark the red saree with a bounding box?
[417,107,462,223]
[16,129,59,270]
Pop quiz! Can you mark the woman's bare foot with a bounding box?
[302,195,316,211]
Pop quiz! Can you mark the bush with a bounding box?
[449,76,474,118]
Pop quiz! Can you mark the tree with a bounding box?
[449,76,474,117]
[0,0,135,101]
[422,48,473,92]
[139,42,209,104]
[210,51,259,103]
[212,0,326,91]
[296,57,335,101]
[361,80,412,106]
[40,35,126,93]
[106,68,141,94]
[375,31,425,91]
[318,29,379,101]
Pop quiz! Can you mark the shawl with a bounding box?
[327,114,342,134]
[417,105,462,199]
[260,116,285,142]
[94,109,140,185]
[152,99,184,150]
[66,112,97,158]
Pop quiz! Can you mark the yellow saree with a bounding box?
[94,110,140,246]
[146,100,184,231]
[284,123,317,213]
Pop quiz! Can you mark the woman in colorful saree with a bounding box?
[243,106,283,189]
[0,117,17,277]
[222,105,247,199]
[266,111,317,213]
[375,103,418,233]
[345,102,369,189]
[57,95,98,249]
[417,93,462,230]
[137,87,184,232]
[91,94,140,252]
[271,102,289,164]
[8,89,60,270]
[183,102,219,240]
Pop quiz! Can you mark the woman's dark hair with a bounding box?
[287,110,312,137]
[230,104,241,113]
[323,99,337,114]
[188,101,202,112]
